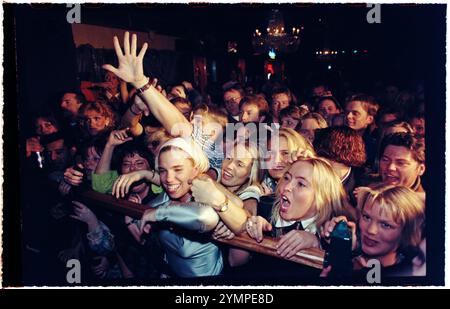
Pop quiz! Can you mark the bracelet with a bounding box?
[136,78,152,95]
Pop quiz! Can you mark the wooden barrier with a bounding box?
[78,190,325,269]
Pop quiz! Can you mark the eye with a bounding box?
[238,162,245,167]
[297,181,306,187]
[362,214,371,222]
[381,222,393,229]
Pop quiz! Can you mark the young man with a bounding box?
[344,94,379,167]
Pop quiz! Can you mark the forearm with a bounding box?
[155,202,219,233]
[95,144,115,174]
[120,81,129,103]
[134,79,192,137]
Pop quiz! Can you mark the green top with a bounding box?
[91,170,163,195]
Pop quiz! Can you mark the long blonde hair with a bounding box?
[270,156,353,232]
[227,139,263,195]
[356,185,425,250]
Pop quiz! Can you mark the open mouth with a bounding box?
[222,170,233,181]
[280,194,291,213]
[383,174,399,184]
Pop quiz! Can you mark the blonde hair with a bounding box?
[357,185,425,250]
[229,140,263,195]
[278,128,316,157]
[157,137,210,173]
[270,156,353,233]
[300,112,328,129]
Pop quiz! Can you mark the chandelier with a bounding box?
[252,9,303,54]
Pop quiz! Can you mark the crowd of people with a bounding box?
[22,32,426,284]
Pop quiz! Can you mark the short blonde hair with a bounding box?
[357,185,425,250]
[271,156,353,233]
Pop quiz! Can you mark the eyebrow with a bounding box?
[295,176,310,184]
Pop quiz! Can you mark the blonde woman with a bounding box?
[232,156,355,277]
[261,128,315,195]
[321,185,425,277]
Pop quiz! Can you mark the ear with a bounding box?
[70,146,77,156]
[367,115,374,125]
[260,115,266,122]
[105,120,110,127]
[417,163,425,176]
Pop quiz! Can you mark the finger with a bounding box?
[320,265,332,277]
[113,36,124,58]
[137,42,148,60]
[151,78,158,88]
[277,230,295,250]
[71,201,85,208]
[123,31,130,55]
[102,64,120,77]
[112,177,120,198]
[255,219,264,242]
[284,241,305,259]
[131,33,137,57]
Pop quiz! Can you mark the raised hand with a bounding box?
[102,32,148,87]
[107,129,133,147]
[26,137,43,157]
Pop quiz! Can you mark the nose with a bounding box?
[51,152,58,161]
[166,170,176,183]
[283,180,294,192]
[367,221,378,235]
[387,162,396,172]
[346,111,353,120]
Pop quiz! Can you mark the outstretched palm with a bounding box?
[103,32,148,85]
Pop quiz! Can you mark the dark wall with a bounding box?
[14,4,78,135]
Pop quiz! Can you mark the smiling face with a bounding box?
[158,148,199,202]
[221,144,254,192]
[379,145,425,188]
[121,152,150,193]
[359,202,403,263]
[345,101,373,133]
[276,161,316,221]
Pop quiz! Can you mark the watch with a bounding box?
[217,196,229,213]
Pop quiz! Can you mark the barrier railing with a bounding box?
[78,190,325,269]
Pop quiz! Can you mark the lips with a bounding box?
[222,170,233,181]
[165,183,181,194]
[383,174,399,185]
[362,235,379,248]
[280,194,291,213]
